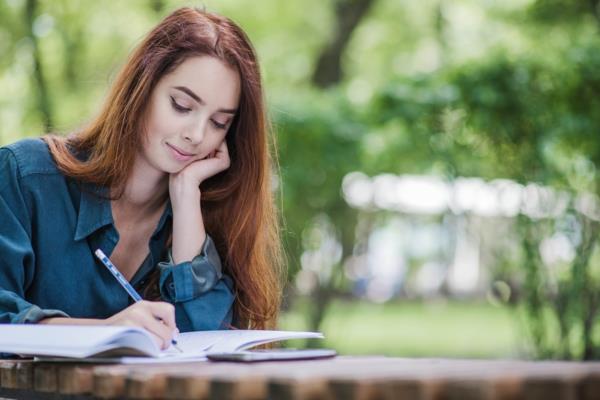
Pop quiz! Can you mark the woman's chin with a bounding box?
[164,166,184,174]
[163,162,189,175]
[151,162,181,175]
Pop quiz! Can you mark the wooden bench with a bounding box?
[1,356,600,399]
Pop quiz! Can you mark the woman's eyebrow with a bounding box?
[173,86,237,114]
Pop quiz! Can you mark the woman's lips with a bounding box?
[166,143,194,162]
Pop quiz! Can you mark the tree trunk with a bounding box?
[312,0,376,88]
[149,0,166,14]
[589,0,600,28]
[25,0,53,132]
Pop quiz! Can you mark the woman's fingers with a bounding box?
[215,140,231,166]
[201,142,229,170]
[107,300,178,350]
[169,139,232,198]
[142,301,178,349]
[149,301,177,332]
[138,311,175,350]
[204,142,230,177]
[147,331,168,350]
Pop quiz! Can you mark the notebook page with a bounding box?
[189,330,324,353]
[0,325,157,358]
[169,330,232,354]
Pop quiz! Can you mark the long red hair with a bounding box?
[44,7,283,329]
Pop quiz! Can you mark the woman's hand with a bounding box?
[40,301,179,350]
[105,300,178,350]
[168,140,230,264]
[169,140,231,204]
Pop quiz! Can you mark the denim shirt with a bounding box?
[0,138,234,332]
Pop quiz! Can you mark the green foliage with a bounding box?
[274,89,363,276]
[528,0,600,26]
[362,36,600,359]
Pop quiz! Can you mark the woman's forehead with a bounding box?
[161,55,240,110]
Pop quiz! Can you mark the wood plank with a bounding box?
[210,374,267,400]
[321,359,540,400]
[162,362,267,400]
[163,361,302,400]
[437,379,494,400]
[33,363,58,392]
[513,360,597,400]
[328,377,424,400]
[328,378,390,400]
[431,372,521,400]
[163,363,234,400]
[125,363,232,399]
[57,365,94,395]
[261,356,394,400]
[125,369,167,399]
[578,371,600,400]
[0,363,17,390]
[93,366,130,399]
[521,376,577,400]
[385,378,435,400]
[268,376,330,400]
[265,356,429,400]
[14,362,33,390]
[165,373,211,400]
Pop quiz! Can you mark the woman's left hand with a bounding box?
[169,140,230,205]
[169,140,229,262]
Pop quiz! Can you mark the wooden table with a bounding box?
[1,356,600,399]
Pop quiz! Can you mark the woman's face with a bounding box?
[141,55,241,174]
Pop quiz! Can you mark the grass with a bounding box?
[278,298,524,358]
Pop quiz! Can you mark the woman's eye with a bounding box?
[170,96,191,113]
[211,119,227,130]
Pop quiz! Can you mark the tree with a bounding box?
[312,0,376,88]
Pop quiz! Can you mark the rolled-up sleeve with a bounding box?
[0,148,69,324]
[158,235,225,302]
[177,276,234,331]
[158,234,234,331]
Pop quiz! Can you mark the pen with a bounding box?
[94,248,182,352]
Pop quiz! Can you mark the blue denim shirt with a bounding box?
[0,138,234,332]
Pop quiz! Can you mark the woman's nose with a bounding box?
[183,119,207,144]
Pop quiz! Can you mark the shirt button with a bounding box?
[169,282,175,290]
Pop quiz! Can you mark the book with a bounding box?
[0,325,324,363]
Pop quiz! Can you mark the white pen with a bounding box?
[94,248,182,352]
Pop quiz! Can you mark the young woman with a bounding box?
[0,7,282,349]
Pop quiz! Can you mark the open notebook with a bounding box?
[0,325,323,363]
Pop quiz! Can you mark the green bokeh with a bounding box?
[280,299,520,358]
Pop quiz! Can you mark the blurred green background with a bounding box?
[2,0,600,360]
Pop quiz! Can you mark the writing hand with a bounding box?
[105,300,178,350]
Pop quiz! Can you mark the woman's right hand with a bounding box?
[105,300,178,350]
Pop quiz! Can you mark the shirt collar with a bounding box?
[73,183,173,242]
[74,183,113,241]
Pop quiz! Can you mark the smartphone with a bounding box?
[207,348,337,362]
